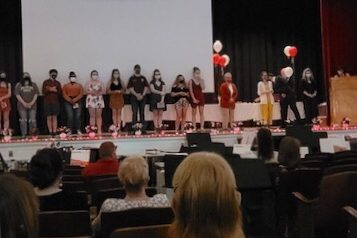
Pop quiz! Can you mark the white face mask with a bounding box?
[92,75,98,80]
[154,75,161,80]
[70,77,77,82]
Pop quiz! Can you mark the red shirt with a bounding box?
[82,157,119,178]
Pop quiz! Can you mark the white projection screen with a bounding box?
[21,0,214,92]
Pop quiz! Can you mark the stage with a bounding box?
[1,126,357,163]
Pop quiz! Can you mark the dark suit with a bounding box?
[275,76,301,126]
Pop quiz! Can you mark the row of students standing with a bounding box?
[0,65,207,136]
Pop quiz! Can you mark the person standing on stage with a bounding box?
[301,68,318,124]
[149,69,166,132]
[15,72,39,137]
[171,75,190,132]
[275,69,301,127]
[189,66,205,130]
[127,64,149,129]
[85,70,105,134]
[42,69,62,135]
[63,71,84,134]
[219,72,238,130]
[0,71,11,132]
[107,69,125,130]
[257,71,274,126]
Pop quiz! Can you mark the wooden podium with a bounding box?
[329,76,357,125]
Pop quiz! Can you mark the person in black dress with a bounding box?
[171,75,190,132]
[301,68,318,124]
[275,70,301,127]
[149,69,166,132]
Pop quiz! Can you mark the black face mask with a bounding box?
[134,69,141,75]
[51,74,57,79]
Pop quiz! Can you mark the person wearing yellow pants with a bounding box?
[257,71,274,125]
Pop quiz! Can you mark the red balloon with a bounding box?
[213,54,220,65]
[218,56,226,67]
[289,46,298,57]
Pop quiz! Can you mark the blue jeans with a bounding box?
[64,101,82,132]
[18,106,37,136]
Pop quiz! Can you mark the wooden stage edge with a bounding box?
[1,127,357,162]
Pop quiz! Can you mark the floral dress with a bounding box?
[85,80,105,109]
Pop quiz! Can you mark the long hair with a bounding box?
[257,128,274,161]
[170,152,244,238]
[110,68,122,84]
[150,69,163,84]
[173,74,187,88]
[301,68,314,81]
[0,174,39,238]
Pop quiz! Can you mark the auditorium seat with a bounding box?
[101,207,174,238]
[110,224,170,238]
[293,171,357,237]
[63,167,83,176]
[62,174,84,182]
[90,177,122,191]
[343,206,357,238]
[39,210,91,237]
[9,170,30,181]
[62,181,88,192]
[324,164,357,175]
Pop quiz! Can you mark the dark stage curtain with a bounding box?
[212,0,325,102]
[0,0,22,133]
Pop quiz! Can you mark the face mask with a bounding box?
[70,77,76,82]
[24,80,30,86]
[113,73,120,79]
[194,73,200,78]
[51,74,57,79]
[179,79,184,84]
[134,69,141,75]
[92,75,98,80]
[154,75,161,80]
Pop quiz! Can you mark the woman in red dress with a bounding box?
[219,72,238,129]
[189,67,205,130]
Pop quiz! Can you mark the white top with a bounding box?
[257,81,274,104]
[228,83,234,96]
[92,194,170,230]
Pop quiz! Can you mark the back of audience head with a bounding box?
[99,141,117,159]
[257,127,274,162]
[118,156,149,193]
[29,148,63,190]
[278,136,301,169]
[170,152,244,238]
[0,174,39,238]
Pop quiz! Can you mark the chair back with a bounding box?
[324,164,357,175]
[62,181,87,192]
[315,172,357,236]
[110,224,171,238]
[39,210,91,237]
[164,155,186,188]
[101,207,174,238]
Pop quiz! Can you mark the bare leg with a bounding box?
[175,107,182,131]
[52,116,58,133]
[88,108,96,127]
[153,110,159,128]
[112,109,118,126]
[0,111,2,130]
[47,116,53,133]
[158,110,163,128]
[181,105,188,131]
[3,110,10,130]
[192,107,197,130]
[117,109,122,129]
[199,106,205,129]
[96,108,103,134]
[229,108,234,128]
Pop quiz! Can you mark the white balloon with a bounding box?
[284,67,294,78]
[284,46,292,57]
[213,40,223,53]
[222,54,230,66]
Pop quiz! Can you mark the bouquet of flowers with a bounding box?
[1,129,13,142]
[232,121,243,133]
[85,125,98,134]
[312,118,323,131]
[132,123,143,135]
[57,126,71,135]
[184,122,194,133]
[109,125,121,133]
[341,117,351,129]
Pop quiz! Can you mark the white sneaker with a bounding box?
[77,130,83,135]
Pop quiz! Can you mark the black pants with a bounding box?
[303,97,318,124]
[280,98,301,126]
[130,95,146,124]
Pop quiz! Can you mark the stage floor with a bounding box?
[1,127,357,162]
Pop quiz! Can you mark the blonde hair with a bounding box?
[170,152,244,238]
[118,156,149,192]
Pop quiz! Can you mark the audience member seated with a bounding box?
[0,174,39,238]
[169,152,245,238]
[82,141,120,178]
[278,136,301,170]
[29,148,87,211]
[257,128,277,163]
[92,156,170,230]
